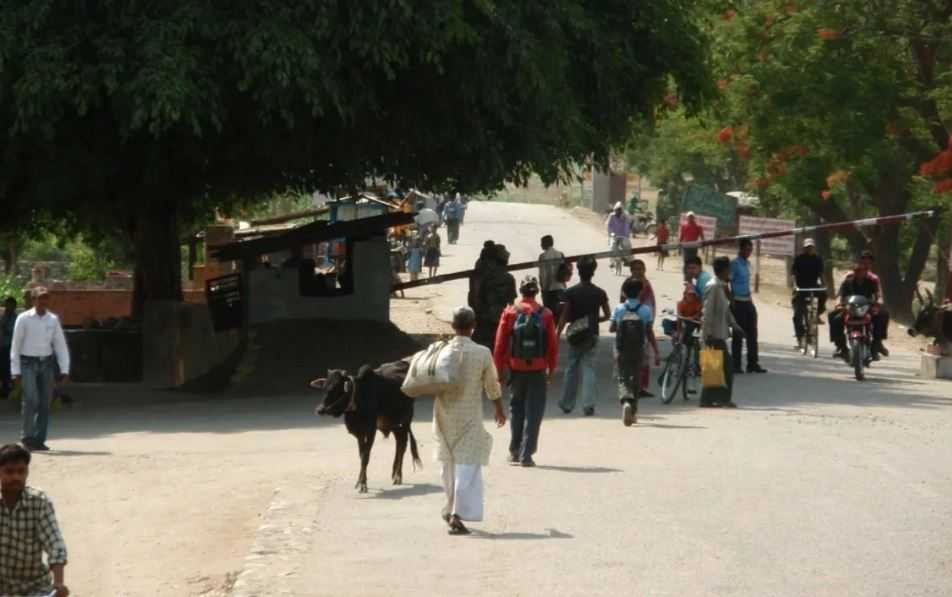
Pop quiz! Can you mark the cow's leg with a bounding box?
[392,427,408,485]
[356,431,376,493]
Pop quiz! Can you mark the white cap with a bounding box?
[613,201,624,210]
[686,211,696,218]
[803,238,816,248]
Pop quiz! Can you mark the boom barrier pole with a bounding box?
[393,210,936,291]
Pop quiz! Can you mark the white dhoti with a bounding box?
[441,462,484,522]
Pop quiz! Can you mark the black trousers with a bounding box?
[509,371,547,460]
[731,300,760,369]
[542,290,564,320]
[0,345,10,397]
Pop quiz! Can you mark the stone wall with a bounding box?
[142,300,242,389]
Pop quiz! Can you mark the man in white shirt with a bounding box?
[10,288,70,452]
[538,235,566,317]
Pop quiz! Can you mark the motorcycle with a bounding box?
[843,295,874,381]
[631,211,656,237]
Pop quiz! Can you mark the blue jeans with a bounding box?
[559,342,598,412]
[20,356,55,444]
[509,371,547,461]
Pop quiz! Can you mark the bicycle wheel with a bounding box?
[660,344,684,404]
[809,305,819,359]
[682,344,700,400]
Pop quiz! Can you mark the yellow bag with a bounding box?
[700,347,727,389]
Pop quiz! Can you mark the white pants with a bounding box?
[441,463,484,522]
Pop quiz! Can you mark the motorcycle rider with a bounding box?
[791,238,828,348]
[829,259,885,361]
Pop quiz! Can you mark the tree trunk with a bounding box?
[131,199,183,320]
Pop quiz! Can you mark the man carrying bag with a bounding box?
[700,257,742,408]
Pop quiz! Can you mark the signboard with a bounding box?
[678,213,718,242]
[206,273,243,332]
[738,216,796,256]
[681,185,738,231]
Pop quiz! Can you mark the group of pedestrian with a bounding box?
[388,224,444,283]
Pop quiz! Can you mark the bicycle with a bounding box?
[659,315,701,404]
[794,287,825,359]
[609,234,626,276]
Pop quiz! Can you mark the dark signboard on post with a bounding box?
[681,185,738,233]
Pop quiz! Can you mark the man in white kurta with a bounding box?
[435,307,506,535]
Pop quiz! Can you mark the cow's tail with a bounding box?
[408,427,423,471]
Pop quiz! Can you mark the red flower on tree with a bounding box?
[717,127,734,144]
[818,29,841,41]
[722,9,737,21]
[933,179,952,194]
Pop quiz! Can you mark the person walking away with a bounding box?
[0,443,69,596]
[424,226,441,279]
[468,241,496,310]
[557,256,610,416]
[619,260,661,397]
[406,236,424,282]
[10,288,70,452]
[679,212,706,281]
[494,277,558,467]
[1,297,16,398]
[859,250,890,357]
[791,239,827,349]
[444,194,463,244]
[538,235,567,317]
[685,256,712,301]
[654,220,670,271]
[730,239,766,374]
[434,307,507,535]
[473,244,517,350]
[829,259,886,361]
[611,279,654,426]
[701,257,740,408]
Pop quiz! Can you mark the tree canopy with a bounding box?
[629,0,952,319]
[0,1,712,313]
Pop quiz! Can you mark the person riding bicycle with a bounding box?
[829,259,885,361]
[606,202,633,264]
[791,238,828,348]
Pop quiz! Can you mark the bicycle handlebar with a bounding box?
[794,287,827,293]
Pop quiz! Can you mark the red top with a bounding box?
[679,222,704,242]
[493,299,559,374]
[656,224,670,244]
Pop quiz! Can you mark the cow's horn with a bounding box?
[310,378,328,390]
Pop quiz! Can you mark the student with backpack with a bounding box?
[493,276,559,467]
[610,278,654,427]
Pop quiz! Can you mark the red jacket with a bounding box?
[493,299,559,374]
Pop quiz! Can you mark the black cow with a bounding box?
[311,361,421,493]
[909,287,952,351]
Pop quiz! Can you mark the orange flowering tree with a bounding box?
[693,0,951,319]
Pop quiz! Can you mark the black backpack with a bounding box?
[511,306,546,363]
[615,303,646,360]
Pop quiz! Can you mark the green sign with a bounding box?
[680,185,738,231]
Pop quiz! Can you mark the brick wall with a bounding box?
[49,288,207,326]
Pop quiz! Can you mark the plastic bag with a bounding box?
[700,347,727,389]
[401,340,463,398]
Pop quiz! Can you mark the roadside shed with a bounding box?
[211,212,414,325]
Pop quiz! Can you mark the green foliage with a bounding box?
[0,1,714,309]
[0,274,24,304]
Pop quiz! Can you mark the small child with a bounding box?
[610,278,654,426]
[406,238,424,282]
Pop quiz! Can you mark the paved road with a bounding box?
[232,202,952,597]
[18,201,948,596]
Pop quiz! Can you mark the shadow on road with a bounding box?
[468,528,574,541]
[534,465,621,474]
[361,483,443,500]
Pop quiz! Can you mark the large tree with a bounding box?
[631,0,952,321]
[0,1,712,316]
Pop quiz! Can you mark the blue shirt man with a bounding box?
[694,270,713,300]
[730,254,752,299]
